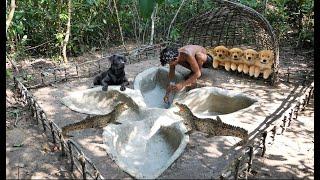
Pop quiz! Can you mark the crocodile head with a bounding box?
[175,102,190,116]
[175,102,195,131]
[114,102,129,114]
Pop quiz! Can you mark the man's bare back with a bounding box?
[177,45,207,69]
[159,45,213,103]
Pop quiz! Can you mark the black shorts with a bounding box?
[202,54,213,68]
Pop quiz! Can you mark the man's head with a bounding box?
[160,47,179,66]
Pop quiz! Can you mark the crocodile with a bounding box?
[62,102,129,137]
[174,102,248,146]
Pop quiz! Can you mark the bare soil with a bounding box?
[6,45,314,179]
[245,97,314,179]
[6,87,73,179]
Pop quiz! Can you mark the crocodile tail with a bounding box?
[232,125,248,139]
[221,123,249,140]
[62,118,93,136]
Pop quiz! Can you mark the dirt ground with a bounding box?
[247,97,314,179]
[6,45,314,179]
[6,88,73,179]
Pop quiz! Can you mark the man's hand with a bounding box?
[163,95,169,103]
[169,83,184,92]
[163,86,172,103]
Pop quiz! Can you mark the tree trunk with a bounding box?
[262,0,268,14]
[127,4,139,45]
[150,3,158,45]
[133,0,141,44]
[58,0,63,55]
[6,0,19,73]
[142,19,149,44]
[166,0,186,41]
[6,0,16,35]
[113,0,126,51]
[62,0,72,63]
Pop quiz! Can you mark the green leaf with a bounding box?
[59,14,69,21]
[86,0,96,5]
[55,33,64,43]
[166,0,180,6]
[156,0,165,4]
[13,143,24,147]
[170,27,180,41]
[138,0,156,18]
[6,69,13,78]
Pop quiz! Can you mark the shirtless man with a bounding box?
[160,45,213,103]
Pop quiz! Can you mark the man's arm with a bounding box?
[164,64,176,103]
[179,55,201,88]
[168,64,175,82]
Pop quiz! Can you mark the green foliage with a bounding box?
[169,27,180,41]
[283,0,314,46]
[138,0,166,18]
[138,0,156,18]
[6,69,13,79]
[242,0,314,47]
[6,0,313,61]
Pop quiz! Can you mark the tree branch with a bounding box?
[62,0,72,63]
[113,0,126,51]
[150,3,158,45]
[166,0,187,41]
[6,0,16,35]
[6,56,19,74]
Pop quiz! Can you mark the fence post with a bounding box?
[41,72,45,85]
[261,131,267,157]
[79,155,87,179]
[93,170,100,180]
[39,110,47,132]
[286,67,290,83]
[34,105,39,125]
[54,69,57,82]
[271,126,276,142]
[64,68,68,81]
[67,141,74,172]
[307,87,313,105]
[281,116,287,134]
[294,102,300,119]
[76,65,79,78]
[247,146,254,174]
[288,109,293,127]
[234,157,241,180]
[58,133,66,156]
[49,121,57,144]
[98,60,101,73]
[301,94,308,111]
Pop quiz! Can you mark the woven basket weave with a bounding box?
[170,0,279,85]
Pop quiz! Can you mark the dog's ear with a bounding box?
[255,52,259,59]
[258,51,262,58]
[109,54,116,64]
[226,49,230,57]
[123,56,127,63]
[245,51,249,57]
[240,51,244,57]
[212,47,217,56]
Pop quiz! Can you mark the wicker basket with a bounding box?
[169,0,279,85]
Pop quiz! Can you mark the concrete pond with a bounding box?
[30,58,307,179]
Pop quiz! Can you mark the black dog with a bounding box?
[93,54,129,91]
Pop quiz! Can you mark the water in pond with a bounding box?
[142,84,174,109]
